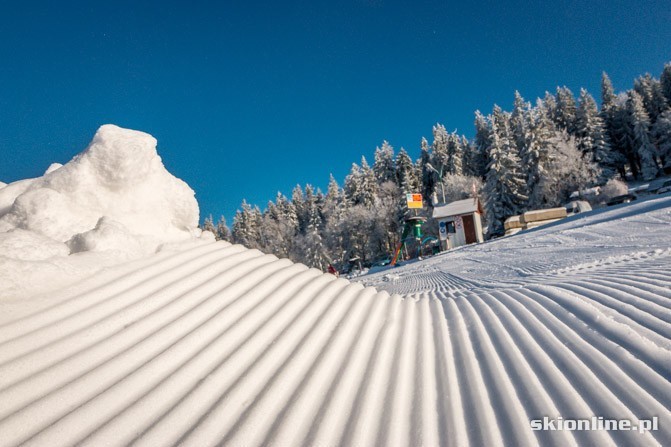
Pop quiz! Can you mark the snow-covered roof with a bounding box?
[432,197,480,219]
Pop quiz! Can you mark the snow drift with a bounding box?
[0,124,203,298]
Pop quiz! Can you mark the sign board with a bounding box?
[438,221,448,240]
[406,193,423,209]
[455,215,463,231]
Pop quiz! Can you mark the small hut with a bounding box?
[432,198,484,250]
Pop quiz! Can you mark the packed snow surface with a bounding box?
[0,125,201,298]
[0,129,670,445]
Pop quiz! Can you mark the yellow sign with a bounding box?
[406,193,423,209]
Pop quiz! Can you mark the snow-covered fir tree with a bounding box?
[431,123,449,175]
[634,73,669,124]
[543,91,558,128]
[460,136,479,178]
[322,175,348,266]
[291,184,307,233]
[373,141,396,184]
[232,200,262,249]
[446,131,464,176]
[202,215,217,235]
[575,88,612,182]
[472,110,491,179]
[395,147,420,193]
[533,130,598,207]
[607,93,635,178]
[653,110,671,170]
[259,193,297,258]
[359,157,378,205]
[524,100,557,209]
[511,91,530,154]
[627,90,660,180]
[296,188,328,270]
[216,215,231,241]
[483,106,528,236]
[418,137,437,201]
[345,157,377,206]
[662,63,671,105]
[554,86,578,134]
[369,181,403,261]
[601,72,617,112]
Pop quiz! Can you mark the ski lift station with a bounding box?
[432,198,484,250]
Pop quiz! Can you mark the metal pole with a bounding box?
[427,163,446,204]
[440,178,445,204]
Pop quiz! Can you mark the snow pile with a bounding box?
[0,124,202,298]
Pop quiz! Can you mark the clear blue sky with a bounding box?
[1,0,670,224]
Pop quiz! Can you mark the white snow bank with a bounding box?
[0,124,203,299]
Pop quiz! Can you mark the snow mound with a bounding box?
[44,163,63,174]
[67,217,144,257]
[0,124,202,299]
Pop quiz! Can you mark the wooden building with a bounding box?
[432,198,484,250]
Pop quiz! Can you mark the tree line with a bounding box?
[203,63,671,271]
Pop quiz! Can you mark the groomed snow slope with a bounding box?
[0,196,669,446]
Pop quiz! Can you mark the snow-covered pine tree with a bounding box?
[543,91,558,125]
[300,184,318,233]
[431,123,449,176]
[628,90,660,180]
[525,100,557,209]
[653,110,671,170]
[202,214,216,235]
[373,141,396,184]
[607,93,634,178]
[575,88,613,182]
[275,192,299,258]
[461,136,478,178]
[216,215,231,241]
[601,72,617,111]
[322,175,348,266]
[232,200,262,249]
[483,106,528,236]
[600,73,620,162]
[659,62,671,106]
[634,73,669,124]
[323,175,345,220]
[554,86,578,134]
[369,180,403,262]
[446,131,464,176]
[418,137,437,202]
[291,184,307,233]
[511,91,531,154]
[395,147,420,194]
[296,188,328,270]
[344,158,377,206]
[339,204,375,265]
[533,130,598,206]
[359,156,378,206]
[344,162,362,206]
[472,111,491,179]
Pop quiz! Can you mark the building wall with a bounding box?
[473,213,484,243]
[439,212,484,249]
